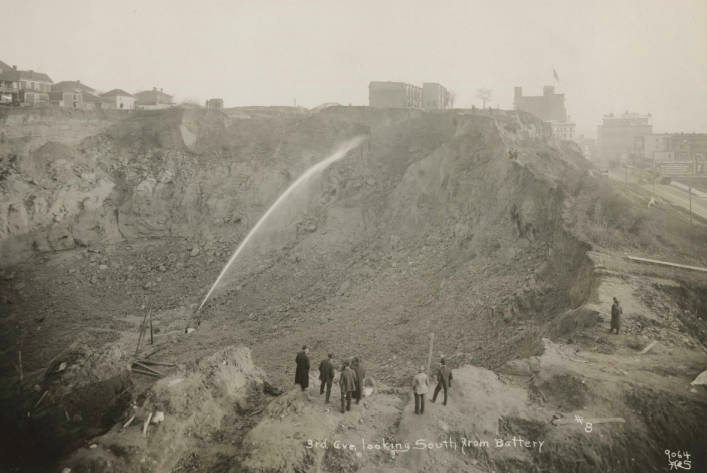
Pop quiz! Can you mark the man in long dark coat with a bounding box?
[610,297,622,334]
[431,358,453,406]
[319,353,335,402]
[352,357,366,404]
[339,360,357,413]
[295,345,310,391]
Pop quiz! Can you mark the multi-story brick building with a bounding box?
[597,112,652,162]
[422,82,451,110]
[514,85,575,141]
[369,81,422,109]
[514,86,567,122]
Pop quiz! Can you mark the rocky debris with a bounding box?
[63,345,266,473]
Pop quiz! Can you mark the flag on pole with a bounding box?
[553,68,559,82]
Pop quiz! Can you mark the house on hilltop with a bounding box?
[134,87,173,110]
[53,80,95,95]
[0,70,19,104]
[0,62,53,105]
[101,89,135,110]
[17,69,53,105]
[50,80,96,109]
[82,92,103,110]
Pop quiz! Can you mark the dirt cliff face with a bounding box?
[0,106,594,378]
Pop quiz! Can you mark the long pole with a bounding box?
[689,185,693,225]
[426,333,435,373]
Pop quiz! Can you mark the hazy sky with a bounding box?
[6,0,707,137]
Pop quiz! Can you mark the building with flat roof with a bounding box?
[514,86,575,141]
[422,82,451,110]
[369,81,422,109]
[206,98,223,110]
[514,86,567,122]
[597,112,652,162]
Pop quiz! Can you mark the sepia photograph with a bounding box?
[1,1,706,472]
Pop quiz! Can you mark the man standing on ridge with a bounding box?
[610,297,622,334]
[352,356,366,404]
[319,353,335,403]
[412,365,429,415]
[431,358,452,406]
[295,345,310,393]
[339,360,357,413]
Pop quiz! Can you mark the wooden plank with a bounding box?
[122,414,136,428]
[626,255,707,273]
[143,412,153,436]
[135,359,176,367]
[132,368,160,378]
[133,361,162,375]
[640,341,658,354]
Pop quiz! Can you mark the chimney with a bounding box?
[160,88,163,93]
[12,65,17,70]
[153,86,157,91]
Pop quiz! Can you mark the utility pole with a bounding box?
[426,333,435,373]
[689,184,693,225]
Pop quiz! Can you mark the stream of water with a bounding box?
[197,135,366,311]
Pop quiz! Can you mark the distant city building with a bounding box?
[667,134,707,165]
[134,87,173,109]
[514,86,567,122]
[101,89,135,110]
[633,133,673,164]
[549,121,575,141]
[422,82,451,110]
[597,112,652,162]
[206,98,223,110]
[369,81,422,109]
[514,85,575,141]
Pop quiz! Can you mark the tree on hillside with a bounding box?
[477,88,492,109]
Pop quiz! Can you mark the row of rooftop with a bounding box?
[369,81,577,141]
[0,59,224,111]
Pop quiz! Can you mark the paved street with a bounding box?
[645,183,707,221]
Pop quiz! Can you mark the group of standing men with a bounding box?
[294,346,367,413]
[411,358,453,414]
